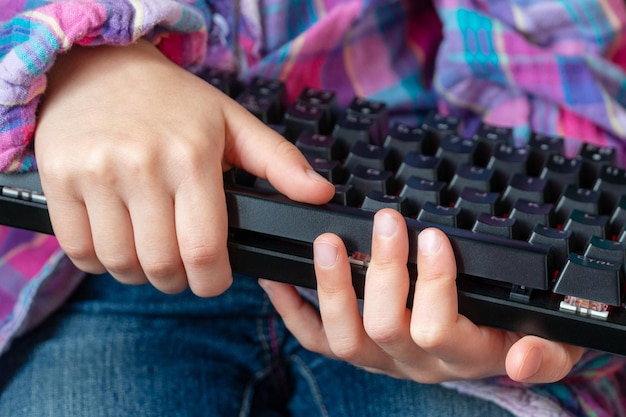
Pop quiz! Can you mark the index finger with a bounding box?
[221,99,334,205]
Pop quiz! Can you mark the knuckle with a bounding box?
[142,258,182,281]
[99,253,140,277]
[62,242,96,263]
[174,140,208,174]
[180,241,223,270]
[369,256,397,273]
[329,338,361,361]
[364,320,404,346]
[274,138,300,159]
[411,325,453,352]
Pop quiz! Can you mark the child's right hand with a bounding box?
[34,40,334,296]
[260,209,585,383]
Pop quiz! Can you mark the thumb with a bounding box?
[505,335,584,383]
[222,98,335,205]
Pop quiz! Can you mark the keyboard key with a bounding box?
[296,87,338,132]
[347,97,389,143]
[347,165,394,202]
[448,164,493,201]
[245,76,286,123]
[562,209,608,252]
[472,123,513,166]
[306,157,346,183]
[236,90,277,124]
[553,253,624,311]
[578,144,615,188]
[398,177,447,216]
[332,112,378,152]
[332,184,359,206]
[501,174,547,211]
[594,165,626,214]
[487,144,529,192]
[421,112,460,155]
[583,236,626,265]
[436,134,477,180]
[527,132,564,176]
[609,196,626,238]
[198,67,243,97]
[509,199,554,238]
[540,154,582,202]
[417,202,461,227]
[343,142,392,172]
[528,225,572,268]
[383,122,425,168]
[283,100,327,139]
[361,191,410,215]
[472,213,518,239]
[395,152,442,184]
[296,131,341,160]
[554,185,599,224]
[454,188,500,228]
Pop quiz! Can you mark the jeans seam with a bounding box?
[288,354,329,417]
[239,364,276,417]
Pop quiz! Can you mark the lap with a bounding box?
[0,274,513,417]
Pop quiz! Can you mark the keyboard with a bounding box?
[2,68,626,355]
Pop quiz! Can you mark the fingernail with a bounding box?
[307,169,331,184]
[418,228,442,254]
[258,278,273,296]
[518,347,542,381]
[314,241,338,268]
[374,212,398,238]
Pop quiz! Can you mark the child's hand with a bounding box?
[34,40,334,296]
[259,209,584,383]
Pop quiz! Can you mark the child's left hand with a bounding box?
[259,208,584,384]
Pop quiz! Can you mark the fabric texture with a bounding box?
[0,273,516,417]
[1,1,626,416]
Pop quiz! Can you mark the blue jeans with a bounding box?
[0,274,513,417]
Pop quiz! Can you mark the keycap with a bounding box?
[501,174,547,211]
[295,131,342,160]
[472,122,513,166]
[553,254,624,308]
[395,153,442,184]
[398,177,447,215]
[8,74,626,356]
[421,112,460,154]
[383,122,425,168]
[509,199,554,238]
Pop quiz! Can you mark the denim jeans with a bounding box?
[0,273,513,417]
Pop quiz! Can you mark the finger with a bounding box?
[127,190,186,294]
[257,279,333,355]
[363,209,424,363]
[505,336,584,383]
[410,228,509,376]
[314,233,393,369]
[46,195,106,274]
[85,194,146,285]
[175,161,232,297]
[222,100,335,205]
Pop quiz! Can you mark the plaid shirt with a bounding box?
[2,1,626,416]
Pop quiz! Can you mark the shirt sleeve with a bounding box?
[0,0,212,173]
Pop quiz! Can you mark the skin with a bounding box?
[35,40,335,296]
[36,40,583,384]
[259,210,585,384]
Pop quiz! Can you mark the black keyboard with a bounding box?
[2,69,626,355]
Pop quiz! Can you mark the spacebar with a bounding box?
[224,187,552,290]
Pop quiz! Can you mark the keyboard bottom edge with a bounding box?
[228,228,626,356]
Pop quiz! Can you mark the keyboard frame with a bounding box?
[2,173,626,355]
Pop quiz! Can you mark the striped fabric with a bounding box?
[1,1,626,416]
